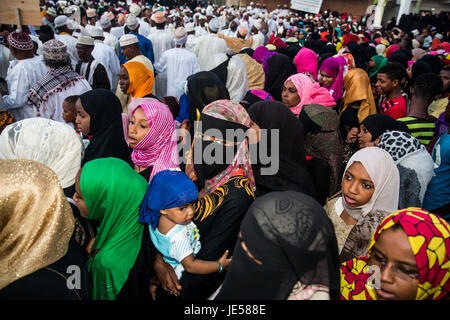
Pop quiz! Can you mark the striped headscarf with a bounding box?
[340,208,450,300]
[127,101,179,182]
[185,99,255,198]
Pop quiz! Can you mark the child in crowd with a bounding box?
[139,169,232,296]
[62,95,79,129]
[398,72,443,146]
[376,62,409,119]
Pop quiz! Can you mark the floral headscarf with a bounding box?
[340,208,450,300]
[185,99,256,198]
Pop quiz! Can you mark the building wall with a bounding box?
[321,0,373,18]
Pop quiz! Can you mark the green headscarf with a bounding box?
[368,55,388,79]
[81,157,148,300]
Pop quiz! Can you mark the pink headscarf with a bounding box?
[123,100,179,182]
[386,44,400,58]
[319,57,344,102]
[294,47,318,81]
[285,73,336,115]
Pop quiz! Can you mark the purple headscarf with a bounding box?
[253,46,269,64]
[262,51,278,75]
[319,57,344,102]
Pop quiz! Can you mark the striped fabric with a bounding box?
[397,116,435,145]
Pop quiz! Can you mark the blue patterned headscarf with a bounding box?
[139,169,199,229]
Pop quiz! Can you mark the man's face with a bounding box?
[76,44,93,61]
[46,14,56,23]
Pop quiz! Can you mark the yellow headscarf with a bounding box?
[123,60,154,98]
[340,68,377,123]
[0,159,74,290]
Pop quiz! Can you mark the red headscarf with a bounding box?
[268,36,287,48]
[386,44,400,58]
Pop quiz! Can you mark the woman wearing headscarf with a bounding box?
[386,44,400,59]
[412,48,427,61]
[216,191,340,300]
[207,53,249,104]
[261,51,278,75]
[240,89,274,110]
[294,47,318,81]
[264,53,297,101]
[324,147,400,263]
[0,118,93,250]
[339,68,377,143]
[0,159,90,300]
[119,60,156,104]
[122,100,179,182]
[282,73,336,115]
[368,55,388,84]
[153,100,256,300]
[297,29,308,47]
[76,89,131,165]
[247,101,318,199]
[347,42,369,70]
[341,208,450,300]
[268,36,287,49]
[252,46,269,64]
[378,130,434,209]
[299,104,343,197]
[319,56,345,104]
[74,157,151,300]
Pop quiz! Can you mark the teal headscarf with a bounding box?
[369,55,388,79]
[81,157,148,300]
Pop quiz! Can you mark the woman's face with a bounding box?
[75,98,91,135]
[281,80,301,108]
[128,107,150,147]
[73,169,89,218]
[369,58,376,69]
[319,70,334,88]
[357,124,373,149]
[119,66,130,94]
[342,161,375,208]
[368,227,419,300]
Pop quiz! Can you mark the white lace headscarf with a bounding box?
[0,118,83,189]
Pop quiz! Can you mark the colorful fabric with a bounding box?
[285,73,336,115]
[386,44,400,58]
[42,39,69,62]
[185,99,256,198]
[27,65,85,113]
[248,89,273,101]
[7,31,33,51]
[125,100,179,182]
[378,94,408,119]
[340,68,377,123]
[268,36,287,48]
[368,55,388,79]
[139,169,198,229]
[397,116,435,145]
[320,57,344,102]
[294,47,318,81]
[82,157,148,300]
[123,60,154,98]
[252,46,269,64]
[341,208,450,300]
[0,111,14,133]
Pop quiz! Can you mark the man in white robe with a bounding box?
[1,31,49,121]
[54,15,79,69]
[99,14,119,54]
[250,20,265,49]
[194,17,229,71]
[185,23,197,53]
[154,27,200,98]
[129,3,151,37]
[90,27,121,91]
[27,39,91,122]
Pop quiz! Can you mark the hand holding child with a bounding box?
[217,249,232,270]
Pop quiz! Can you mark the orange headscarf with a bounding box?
[123,61,154,98]
[340,68,377,123]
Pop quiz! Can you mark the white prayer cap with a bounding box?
[126,14,139,30]
[174,27,187,40]
[129,3,141,16]
[46,7,58,17]
[253,20,262,30]
[86,8,97,18]
[63,7,74,16]
[90,27,103,38]
[119,34,138,47]
[411,29,419,36]
[435,33,443,40]
[77,35,95,46]
[55,15,68,28]
[208,17,221,32]
[185,22,195,32]
[100,16,111,29]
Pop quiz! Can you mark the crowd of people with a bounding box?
[0,0,449,301]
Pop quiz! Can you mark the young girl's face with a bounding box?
[368,58,376,69]
[75,98,91,135]
[128,107,150,147]
[319,70,334,88]
[368,227,419,300]
[161,203,195,225]
[73,169,89,218]
[357,124,373,149]
[342,161,375,208]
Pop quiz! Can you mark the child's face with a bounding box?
[73,169,90,219]
[368,58,376,69]
[75,98,91,135]
[357,124,373,149]
[319,70,334,88]
[162,203,195,226]
[341,161,375,208]
[62,101,76,124]
[128,107,150,147]
[376,73,397,95]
